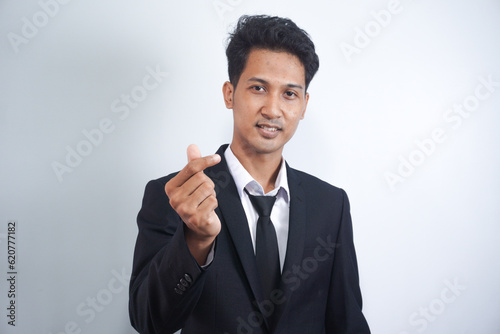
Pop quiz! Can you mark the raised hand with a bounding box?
[164,144,221,264]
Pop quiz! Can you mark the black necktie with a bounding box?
[245,188,281,300]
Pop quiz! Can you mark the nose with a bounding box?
[261,93,282,119]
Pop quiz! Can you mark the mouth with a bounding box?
[256,124,281,132]
[256,123,282,139]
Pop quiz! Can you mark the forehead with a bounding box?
[240,49,306,86]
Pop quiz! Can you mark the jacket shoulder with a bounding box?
[289,167,346,198]
[152,172,179,186]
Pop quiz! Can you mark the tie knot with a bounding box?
[245,188,277,218]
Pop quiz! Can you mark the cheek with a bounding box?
[286,110,304,127]
[233,110,254,131]
[283,114,303,137]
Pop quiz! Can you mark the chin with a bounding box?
[253,139,285,155]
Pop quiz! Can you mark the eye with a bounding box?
[284,91,297,98]
[251,85,265,92]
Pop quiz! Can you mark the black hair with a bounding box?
[226,15,319,91]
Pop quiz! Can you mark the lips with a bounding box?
[257,124,280,132]
[256,123,281,138]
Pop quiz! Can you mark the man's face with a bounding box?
[223,49,309,157]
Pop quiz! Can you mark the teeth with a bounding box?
[260,125,278,132]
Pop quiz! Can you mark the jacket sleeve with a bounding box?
[325,189,370,333]
[128,177,210,334]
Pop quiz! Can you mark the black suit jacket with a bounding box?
[129,144,370,334]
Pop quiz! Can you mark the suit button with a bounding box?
[174,288,183,295]
[180,278,189,287]
[184,274,192,283]
[177,283,186,292]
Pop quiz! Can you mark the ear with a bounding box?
[300,92,309,120]
[222,81,234,109]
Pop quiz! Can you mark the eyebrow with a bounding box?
[247,77,304,90]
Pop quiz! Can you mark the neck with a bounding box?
[229,144,283,193]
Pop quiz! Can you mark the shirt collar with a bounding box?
[224,145,289,202]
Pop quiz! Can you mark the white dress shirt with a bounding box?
[224,146,290,272]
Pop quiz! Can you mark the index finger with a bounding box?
[169,154,221,188]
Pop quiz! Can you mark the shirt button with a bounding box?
[174,288,183,295]
[177,283,186,292]
[180,278,189,287]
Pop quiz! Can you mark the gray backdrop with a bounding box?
[1,0,499,333]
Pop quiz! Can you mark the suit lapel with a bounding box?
[207,145,265,305]
[271,164,307,331]
[281,163,307,276]
[207,146,307,332]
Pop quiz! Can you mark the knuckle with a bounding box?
[169,196,179,209]
[206,195,218,208]
[185,163,197,176]
[164,182,173,196]
[176,202,190,216]
[193,172,205,183]
[200,182,213,193]
[202,215,212,227]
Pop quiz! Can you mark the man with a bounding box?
[129,15,370,334]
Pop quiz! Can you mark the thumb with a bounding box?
[187,144,202,162]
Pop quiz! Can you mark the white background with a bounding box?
[1,0,499,333]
